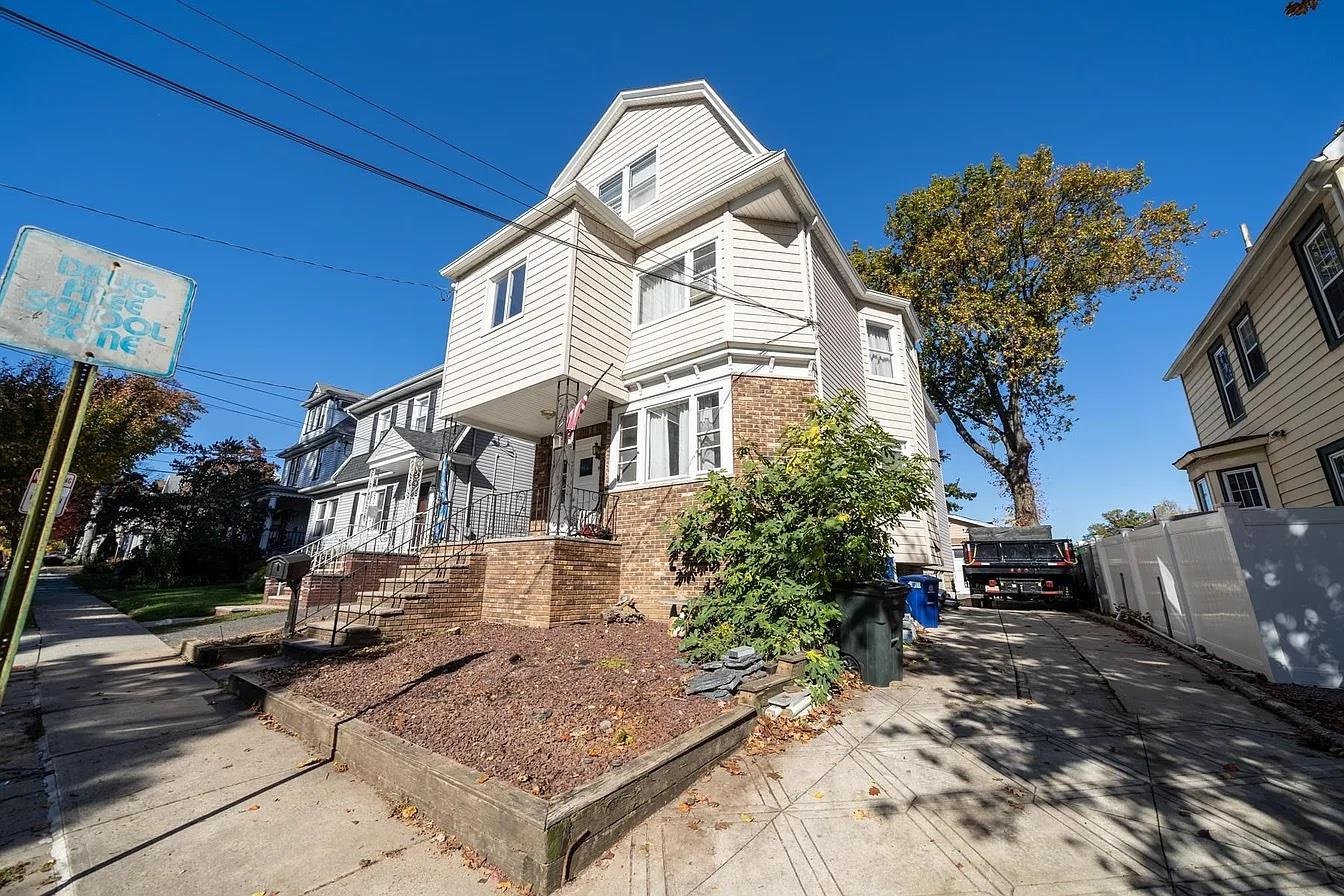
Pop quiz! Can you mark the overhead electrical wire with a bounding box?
[0,181,443,292]
[156,0,790,319]
[176,365,309,393]
[0,5,812,326]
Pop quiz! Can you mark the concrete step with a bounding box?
[282,638,352,658]
[299,620,381,648]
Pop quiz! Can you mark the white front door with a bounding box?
[550,437,602,533]
[573,436,600,495]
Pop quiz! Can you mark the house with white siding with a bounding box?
[1165,127,1344,510]
[433,80,953,609]
[261,383,363,551]
[300,365,535,554]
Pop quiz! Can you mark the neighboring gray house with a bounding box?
[261,383,364,551]
[301,365,534,553]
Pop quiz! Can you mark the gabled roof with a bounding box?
[548,81,767,193]
[1164,127,1344,381]
[304,382,364,408]
[348,365,444,416]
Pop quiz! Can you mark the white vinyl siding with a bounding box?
[625,216,726,376]
[568,211,634,391]
[441,213,573,417]
[574,99,757,225]
[730,216,812,351]
[1178,199,1344,508]
[814,250,866,404]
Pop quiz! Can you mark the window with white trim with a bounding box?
[373,408,393,447]
[598,150,657,217]
[637,240,716,325]
[1209,341,1245,426]
[1318,436,1344,505]
[367,484,396,532]
[311,499,337,537]
[1231,309,1268,386]
[347,492,363,536]
[867,323,895,379]
[1194,475,1214,512]
[615,412,639,483]
[613,388,727,486]
[1219,465,1267,509]
[1293,211,1344,345]
[410,395,430,431]
[695,393,721,472]
[490,262,526,328]
[1330,449,1344,500]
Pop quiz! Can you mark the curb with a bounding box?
[1083,611,1344,756]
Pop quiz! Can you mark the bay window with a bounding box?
[611,387,729,486]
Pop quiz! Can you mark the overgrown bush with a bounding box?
[668,392,934,700]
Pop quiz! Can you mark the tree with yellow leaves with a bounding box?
[852,147,1207,526]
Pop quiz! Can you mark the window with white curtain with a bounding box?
[647,399,690,480]
[867,323,895,378]
[637,240,717,325]
[638,258,686,325]
[695,393,721,471]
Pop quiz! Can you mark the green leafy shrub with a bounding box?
[243,563,268,593]
[800,646,843,704]
[668,392,934,700]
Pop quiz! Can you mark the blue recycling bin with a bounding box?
[898,574,941,628]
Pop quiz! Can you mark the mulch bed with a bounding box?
[1264,682,1344,736]
[265,621,724,797]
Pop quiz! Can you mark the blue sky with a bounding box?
[1,0,1341,538]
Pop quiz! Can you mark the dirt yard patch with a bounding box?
[266,621,723,797]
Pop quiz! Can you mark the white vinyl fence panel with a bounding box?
[1087,505,1344,688]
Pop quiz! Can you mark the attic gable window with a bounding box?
[637,239,716,325]
[598,150,658,217]
[490,262,526,328]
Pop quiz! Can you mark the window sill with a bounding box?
[608,469,727,493]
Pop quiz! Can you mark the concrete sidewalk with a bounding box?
[13,571,490,895]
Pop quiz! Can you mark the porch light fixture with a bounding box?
[540,408,556,418]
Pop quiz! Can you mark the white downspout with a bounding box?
[802,215,823,399]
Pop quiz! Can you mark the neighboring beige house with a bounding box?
[435,80,953,609]
[947,512,991,595]
[1165,127,1344,511]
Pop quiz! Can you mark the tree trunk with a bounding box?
[1005,457,1039,527]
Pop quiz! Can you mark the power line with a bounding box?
[177,367,305,400]
[0,181,442,292]
[170,0,546,197]
[0,6,811,327]
[158,0,788,319]
[183,385,299,424]
[176,365,309,393]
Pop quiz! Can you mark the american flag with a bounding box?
[564,391,589,444]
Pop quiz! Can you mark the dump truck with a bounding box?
[961,525,1081,608]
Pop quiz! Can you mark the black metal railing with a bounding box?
[263,526,307,552]
[439,486,615,541]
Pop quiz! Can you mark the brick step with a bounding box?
[294,620,380,648]
[357,588,427,600]
[338,603,405,618]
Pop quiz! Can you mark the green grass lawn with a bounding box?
[74,573,264,622]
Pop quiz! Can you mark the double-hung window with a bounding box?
[410,395,430,431]
[613,389,726,486]
[1230,308,1268,386]
[1292,209,1344,346]
[615,412,638,483]
[637,240,717,325]
[312,499,337,538]
[367,484,395,532]
[1219,466,1267,509]
[373,409,393,447]
[1208,341,1245,426]
[1317,436,1344,505]
[598,150,658,216]
[867,323,895,379]
[1193,475,1215,512]
[490,262,526,328]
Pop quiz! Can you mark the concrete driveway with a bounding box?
[567,610,1344,896]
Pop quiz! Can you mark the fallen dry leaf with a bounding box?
[676,802,692,814]
[400,805,418,819]
[812,791,825,800]
[765,771,782,781]
[247,804,261,812]
[476,774,492,785]
[296,757,322,768]
[868,785,881,796]
[852,809,869,820]
[739,813,754,823]
[713,821,731,831]
[720,759,743,776]
[687,820,700,831]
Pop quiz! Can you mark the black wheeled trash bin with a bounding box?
[837,581,909,686]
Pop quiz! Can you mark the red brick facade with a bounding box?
[265,551,419,612]
[730,376,815,457]
[480,536,621,627]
